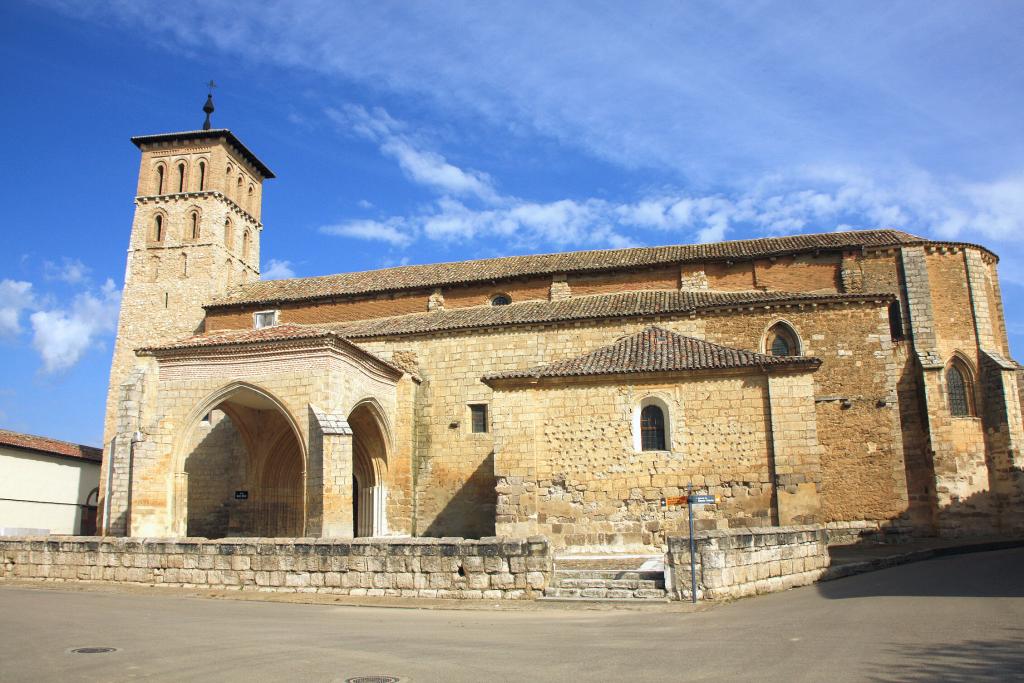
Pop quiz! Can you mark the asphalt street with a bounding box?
[1,548,1022,682]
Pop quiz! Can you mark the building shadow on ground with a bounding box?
[815,545,1024,600]
[866,630,1024,682]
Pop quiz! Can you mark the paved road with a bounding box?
[1,548,1023,682]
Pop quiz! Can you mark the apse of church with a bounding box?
[97,101,1024,548]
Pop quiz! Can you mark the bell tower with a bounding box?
[98,95,274,534]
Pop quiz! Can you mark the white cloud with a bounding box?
[43,257,91,284]
[328,105,500,204]
[320,219,415,247]
[262,259,296,279]
[0,280,35,337]
[30,279,121,373]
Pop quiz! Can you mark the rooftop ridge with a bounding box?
[206,228,991,309]
[320,288,895,340]
[483,325,821,382]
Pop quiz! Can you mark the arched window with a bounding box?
[224,218,234,250]
[180,253,188,278]
[190,212,200,239]
[155,165,165,194]
[154,214,163,242]
[765,322,800,356]
[491,294,512,306]
[242,230,251,259]
[177,163,186,192]
[237,175,243,200]
[888,302,905,341]
[946,360,973,417]
[248,184,255,211]
[640,405,666,451]
[198,161,206,191]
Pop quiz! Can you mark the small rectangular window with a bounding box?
[254,310,278,329]
[470,404,488,433]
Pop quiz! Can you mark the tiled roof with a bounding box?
[140,323,336,351]
[207,229,957,308]
[0,429,102,463]
[131,128,275,179]
[322,289,893,339]
[484,326,820,381]
[139,324,405,376]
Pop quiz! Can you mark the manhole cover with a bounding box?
[345,677,400,683]
[69,647,118,654]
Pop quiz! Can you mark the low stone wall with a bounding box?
[666,526,829,600]
[824,520,915,546]
[0,536,552,600]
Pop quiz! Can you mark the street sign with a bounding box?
[689,494,716,505]
[663,496,687,507]
[234,490,249,500]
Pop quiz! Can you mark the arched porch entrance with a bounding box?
[349,401,389,537]
[176,384,305,538]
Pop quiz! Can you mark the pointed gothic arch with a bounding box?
[945,354,976,417]
[171,382,307,537]
[762,319,802,356]
[348,398,392,537]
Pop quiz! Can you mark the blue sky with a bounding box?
[2,1,1023,446]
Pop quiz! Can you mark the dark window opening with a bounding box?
[191,212,200,239]
[470,404,488,433]
[888,302,905,341]
[947,364,970,416]
[198,161,206,191]
[640,404,666,451]
[156,166,165,194]
[770,335,791,356]
[154,214,163,241]
[491,294,512,306]
[177,163,186,192]
[767,322,799,357]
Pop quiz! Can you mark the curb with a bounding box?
[820,538,1024,582]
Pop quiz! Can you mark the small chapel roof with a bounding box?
[0,428,102,463]
[205,228,988,309]
[322,288,894,339]
[482,326,820,382]
[138,324,405,377]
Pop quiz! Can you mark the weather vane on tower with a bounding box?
[202,80,217,130]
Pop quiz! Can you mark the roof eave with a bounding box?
[131,129,275,179]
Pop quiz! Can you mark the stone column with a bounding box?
[766,372,823,525]
[310,405,355,537]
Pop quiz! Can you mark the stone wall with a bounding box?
[492,373,779,549]
[355,299,900,541]
[0,535,551,600]
[706,301,909,526]
[665,526,830,601]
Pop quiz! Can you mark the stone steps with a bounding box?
[541,554,669,602]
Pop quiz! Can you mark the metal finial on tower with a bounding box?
[202,80,217,130]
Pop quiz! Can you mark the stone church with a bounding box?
[97,115,1024,551]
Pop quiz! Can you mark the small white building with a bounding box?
[0,429,101,536]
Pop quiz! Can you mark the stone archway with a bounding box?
[176,384,305,538]
[348,401,389,537]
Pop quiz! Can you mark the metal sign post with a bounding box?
[685,483,716,603]
[687,483,696,603]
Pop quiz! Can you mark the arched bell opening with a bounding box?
[348,401,390,537]
[177,385,305,538]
